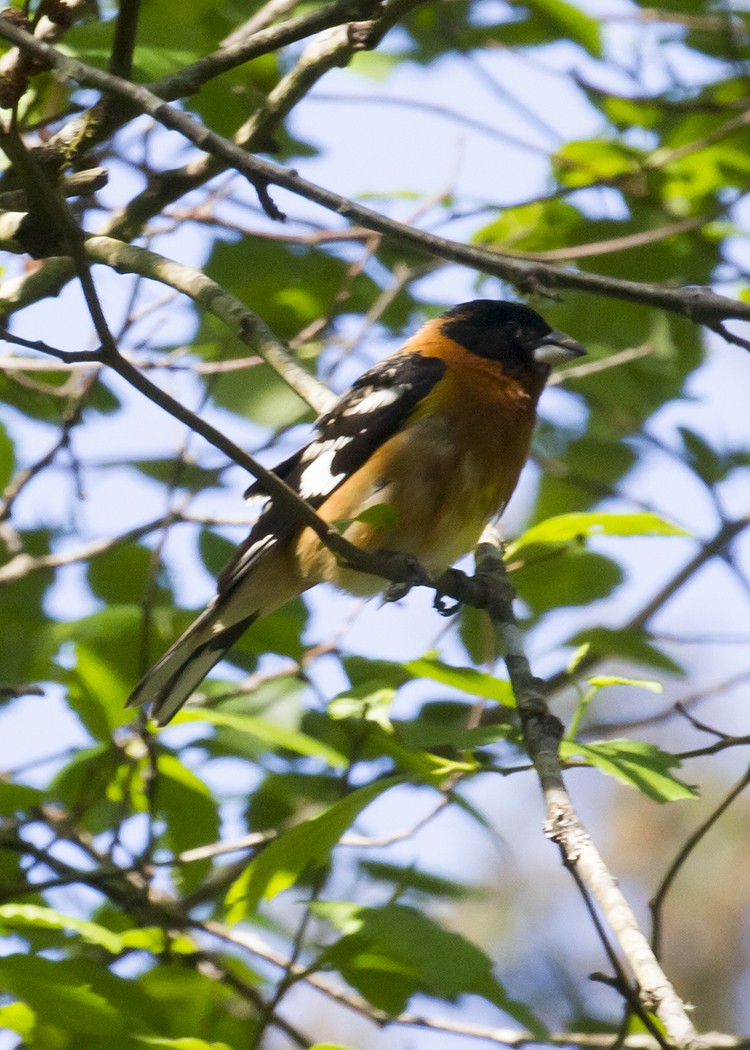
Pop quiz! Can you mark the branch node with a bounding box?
[347,19,378,49]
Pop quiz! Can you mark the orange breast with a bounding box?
[293,340,539,594]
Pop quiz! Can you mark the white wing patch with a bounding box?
[298,447,347,499]
[342,387,401,416]
[300,435,353,463]
[244,534,277,559]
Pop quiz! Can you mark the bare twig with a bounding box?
[108,0,141,79]
[650,763,750,958]
[0,167,107,209]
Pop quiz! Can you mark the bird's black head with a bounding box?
[440,299,585,378]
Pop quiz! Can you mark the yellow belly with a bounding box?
[292,409,531,594]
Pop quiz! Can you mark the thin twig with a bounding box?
[650,763,750,958]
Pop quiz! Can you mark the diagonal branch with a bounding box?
[472,526,706,1050]
[0,226,334,411]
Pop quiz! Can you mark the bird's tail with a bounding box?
[126,551,301,726]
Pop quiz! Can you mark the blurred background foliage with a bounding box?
[0,0,749,1048]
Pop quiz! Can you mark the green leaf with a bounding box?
[513,549,623,614]
[60,606,156,736]
[47,744,124,832]
[155,753,220,892]
[562,739,699,802]
[0,420,15,489]
[359,859,477,899]
[328,684,397,730]
[567,643,591,674]
[588,675,662,693]
[198,528,236,577]
[355,503,400,529]
[233,598,310,664]
[225,777,403,921]
[182,708,348,768]
[0,905,125,953]
[678,427,729,484]
[0,1001,35,1039]
[567,627,684,676]
[474,198,583,253]
[315,902,544,1032]
[307,1045,355,1050]
[132,457,227,491]
[350,48,401,79]
[213,361,309,429]
[335,503,401,532]
[120,927,196,955]
[136,964,244,1045]
[342,655,414,690]
[0,530,57,685]
[202,235,384,345]
[245,770,343,832]
[506,511,689,557]
[67,642,132,739]
[405,655,515,706]
[0,782,42,814]
[396,715,515,752]
[554,138,640,189]
[364,728,478,779]
[87,542,171,606]
[526,0,601,57]
[136,1040,234,1050]
[0,908,193,960]
[0,955,159,1036]
[191,52,280,139]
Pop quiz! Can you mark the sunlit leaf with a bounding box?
[562,739,698,802]
[182,708,348,768]
[226,777,403,921]
[507,512,689,557]
[136,1039,235,1050]
[588,675,662,693]
[405,655,515,706]
[0,905,125,952]
[0,1001,35,1039]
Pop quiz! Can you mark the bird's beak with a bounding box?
[533,330,586,367]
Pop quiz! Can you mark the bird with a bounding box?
[126,299,585,725]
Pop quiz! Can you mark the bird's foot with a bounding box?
[380,552,430,603]
[431,568,465,616]
[433,592,461,617]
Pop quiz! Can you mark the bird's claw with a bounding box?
[383,581,410,603]
[433,592,461,617]
[380,552,430,603]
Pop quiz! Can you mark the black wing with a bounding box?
[222,352,446,593]
[245,352,446,506]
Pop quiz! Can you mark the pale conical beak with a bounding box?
[533,330,586,367]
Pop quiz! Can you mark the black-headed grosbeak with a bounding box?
[127,299,584,724]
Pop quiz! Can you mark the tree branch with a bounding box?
[0,14,749,327]
[472,526,706,1050]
